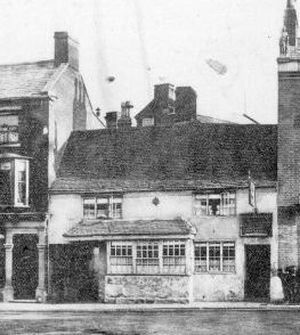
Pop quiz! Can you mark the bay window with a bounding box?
[194,242,235,273]
[0,157,29,207]
[162,240,186,274]
[83,195,122,219]
[110,242,133,274]
[136,242,159,274]
[194,192,236,216]
[109,240,187,275]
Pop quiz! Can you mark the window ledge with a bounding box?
[194,271,236,275]
[194,215,237,218]
[0,143,21,147]
[107,273,190,277]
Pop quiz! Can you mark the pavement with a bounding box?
[0,301,300,312]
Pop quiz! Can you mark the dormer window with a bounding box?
[0,154,29,207]
[83,195,122,219]
[0,112,19,144]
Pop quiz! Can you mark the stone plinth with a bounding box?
[105,275,191,304]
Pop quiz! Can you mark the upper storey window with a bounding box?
[83,195,122,219]
[142,117,154,127]
[194,192,236,216]
[0,113,19,144]
[0,155,29,207]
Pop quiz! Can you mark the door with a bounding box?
[12,234,39,300]
[245,244,270,301]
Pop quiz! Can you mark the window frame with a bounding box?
[108,239,187,275]
[0,112,19,145]
[194,191,236,216]
[83,195,123,220]
[0,158,29,207]
[194,241,236,274]
[142,117,155,127]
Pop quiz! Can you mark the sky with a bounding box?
[0,0,292,124]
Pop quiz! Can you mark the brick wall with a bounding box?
[0,98,50,212]
[278,70,300,268]
[278,72,300,207]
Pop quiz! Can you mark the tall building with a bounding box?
[278,0,300,270]
[0,32,100,302]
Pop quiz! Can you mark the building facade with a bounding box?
[277,0,300,271]
[0,32,100,302]
[49,121,277,303]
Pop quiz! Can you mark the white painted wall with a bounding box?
[123,191,193,220]
[49,194,82,244]
[192,188,277,301]
[49,186,277,300]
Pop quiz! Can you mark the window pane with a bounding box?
[136,242,159,274]
[223,242,235,272]
[194,195,207,216]
[0,114,19,144]
[209,243,221,271]
[208,198,221,216]
[83,198,95,218]
[221,193,236,216]
[15,160,28,206]
[162,241,186,274]
[110,242,133,274]
[194,244,207,272]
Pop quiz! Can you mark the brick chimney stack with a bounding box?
[175,87,197,123]
[153,83,175,126]
[117,101,133,130]
[54,32,79,71]
[105,112,118,130]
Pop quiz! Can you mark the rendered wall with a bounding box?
[49,188,277,302]
[191,188,277,301]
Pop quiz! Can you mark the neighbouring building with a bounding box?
[135,83,233,128]
[0,32,101,302]
[277,0,300,270]
[49,118,277,303]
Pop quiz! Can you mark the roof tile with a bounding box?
[64,218,194,238]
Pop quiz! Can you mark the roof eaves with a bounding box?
[0,95,50,102]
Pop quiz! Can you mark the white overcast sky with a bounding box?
[0,0,292,124]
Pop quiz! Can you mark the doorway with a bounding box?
[244,244,270,301]
[12,234,38,300]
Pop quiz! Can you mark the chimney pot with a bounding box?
[118,101,133,130]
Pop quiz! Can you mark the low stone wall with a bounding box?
[105,275,192,303]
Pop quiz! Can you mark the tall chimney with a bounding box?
[175,87,197,122]
[153,83,175,126]
[54,32,79,71]
[154,83,175,102]
[105,112,118,129]
[117,101,133,130]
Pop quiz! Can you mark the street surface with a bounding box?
[0,310,300,335]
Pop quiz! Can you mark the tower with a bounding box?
[278,0,300,269]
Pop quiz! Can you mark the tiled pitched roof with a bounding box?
[0,60,61,99]
[53,122,277,193]
[196,114,234,124]
[64,218,194,238]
